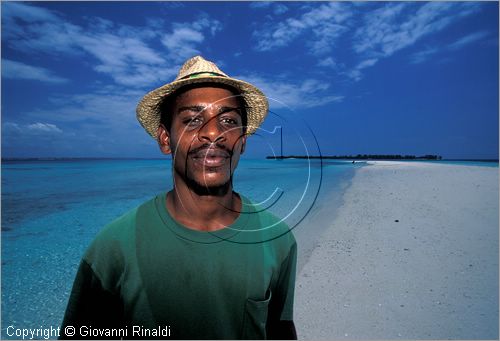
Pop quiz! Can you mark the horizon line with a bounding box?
[1,157,498,162]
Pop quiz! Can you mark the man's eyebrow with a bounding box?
[177,105,205,114]
[177,105,243,116]
[218,106,243,116]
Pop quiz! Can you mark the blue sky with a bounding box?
[1,1,498,159]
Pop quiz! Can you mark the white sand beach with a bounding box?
[294,161,499,339]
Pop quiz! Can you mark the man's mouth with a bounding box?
[190,148,230,168]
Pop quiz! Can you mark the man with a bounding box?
[61,56,297,339]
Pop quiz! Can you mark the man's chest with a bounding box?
[119,232,281,337]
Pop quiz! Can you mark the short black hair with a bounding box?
[159,83,248,134]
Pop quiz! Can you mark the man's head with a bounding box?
[157,84,247,194]
[136,56,269,195]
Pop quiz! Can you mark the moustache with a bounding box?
[188,144,233,159]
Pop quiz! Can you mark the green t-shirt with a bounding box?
[61,193,297,339]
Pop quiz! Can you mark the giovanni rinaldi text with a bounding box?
[76,325,171,338]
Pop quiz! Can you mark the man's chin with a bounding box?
[186,176,232,196]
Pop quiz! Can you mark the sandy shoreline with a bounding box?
[294,161,499,339]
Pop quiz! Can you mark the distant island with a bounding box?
[266,154,443,160]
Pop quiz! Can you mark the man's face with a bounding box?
[159,86,246,193]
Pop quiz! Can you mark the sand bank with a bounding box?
[294,161,498,339]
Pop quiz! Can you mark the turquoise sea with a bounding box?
[1,157,360,338]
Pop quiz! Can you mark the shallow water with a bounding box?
[1,158,358,338]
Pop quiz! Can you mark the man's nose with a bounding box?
[198,114,225,143]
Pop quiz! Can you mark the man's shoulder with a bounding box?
[253,206,290,232]
[241,195,296,247]
[84,195,159,260]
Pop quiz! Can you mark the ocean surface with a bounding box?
[1,157,360,338]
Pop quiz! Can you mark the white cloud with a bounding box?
[410,47,439,64]
[30,89,142,127]
[192,16,223,36]
[251,2,481,83]
[350,2,481,79]
[1,59,68,83]
[352,3,408,56]
[235,74,344,109]
[317,57,337,68]
[409,30,488,65]
[353,2,481,58]
[3,122,63,135]
[3,2,83,55]
[249,2,272,10]
[27,123,63,134]
[75,32,170,87]
[250,2,288,15]
[344,58,379,82]
[357,58,378,70]
[2,2,59,23]
[3,2,221,88]
[448,31,489,50]
[162,27,205,62]
[2,122,22,134]
[253,2,352,54]
[161,17,222,63]
[273,4,288,15]
[5,87,159,157]
[346,69,363,82]
[310,23,348,55]
[1,118,149,157]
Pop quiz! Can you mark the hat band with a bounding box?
[182,72,226,80]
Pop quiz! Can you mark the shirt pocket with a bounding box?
[241,291,272,339]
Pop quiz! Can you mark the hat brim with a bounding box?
[136,75,269,138]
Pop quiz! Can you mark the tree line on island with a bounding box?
[266,154,442,160]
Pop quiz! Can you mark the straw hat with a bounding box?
[136,56,269,138]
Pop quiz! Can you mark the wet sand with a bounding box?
[294,161,499,339]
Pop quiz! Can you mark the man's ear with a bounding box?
[158,124,172,155]
[240,135,246,154]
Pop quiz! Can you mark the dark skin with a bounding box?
[158,86,297,339]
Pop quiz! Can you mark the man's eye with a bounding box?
[221,117,238,125]
[184,117,202,126]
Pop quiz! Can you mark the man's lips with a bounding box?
[190,148,230,167]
